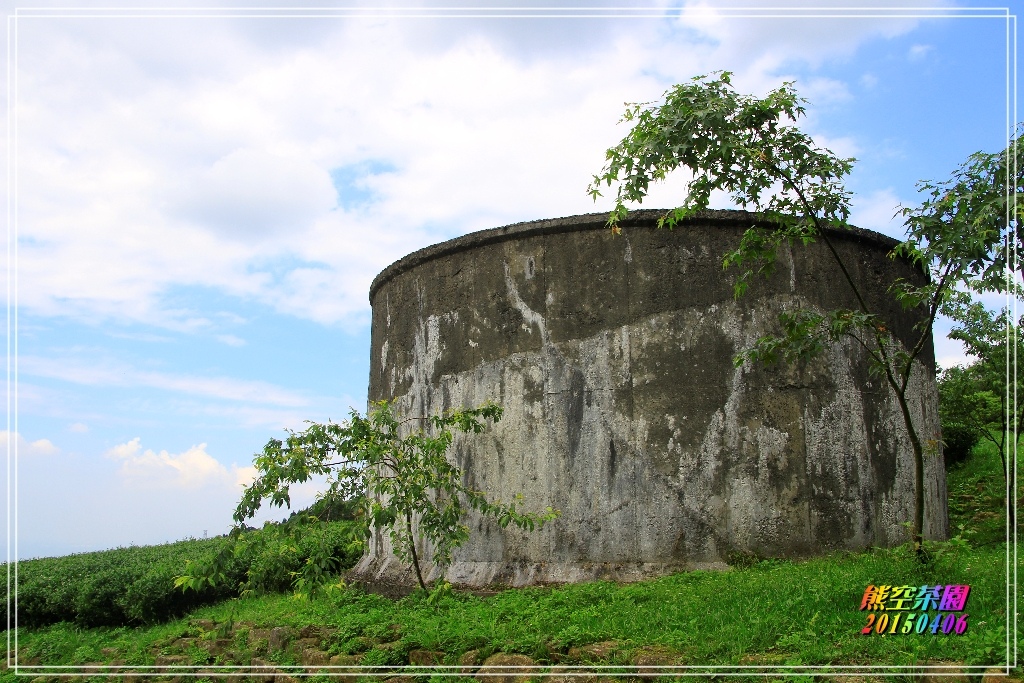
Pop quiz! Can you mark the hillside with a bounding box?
[1,441,1020,682]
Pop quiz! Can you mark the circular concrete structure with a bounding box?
[350,209,948,588]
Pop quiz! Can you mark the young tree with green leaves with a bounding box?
[938,364,994,466]
[587,71,1007,554]
[944,307,1022,466]
[937,304,1022,529]
[232,400,558,592]
[900,133,1021,533]
[907,128,1022,290]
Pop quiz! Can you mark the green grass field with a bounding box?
[2,439,1019,682]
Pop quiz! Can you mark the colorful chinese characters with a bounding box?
[859,585,970,635]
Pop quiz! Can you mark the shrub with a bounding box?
[74,568,127,627]
[941,420,982,469]
[4,518,363,630]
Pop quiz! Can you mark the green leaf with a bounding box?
[230,398,557,594]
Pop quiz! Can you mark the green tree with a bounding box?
[900,134,1022,531]
[946,307,1021,469]
[936,305,1022,529]
[587,71,1006,553]
[937,363,991,468]
[234,400,558,592]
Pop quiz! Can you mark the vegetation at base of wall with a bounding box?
[3,440,1018,681]
[3,516,364,630]
[4,545,1015,680]
[946,430,1019,548]
[231,400,558,593]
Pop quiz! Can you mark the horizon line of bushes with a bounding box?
[2,497,365,630]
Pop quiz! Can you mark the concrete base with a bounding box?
[348,554,729,589]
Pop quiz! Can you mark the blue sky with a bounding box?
[3,2,1017,560]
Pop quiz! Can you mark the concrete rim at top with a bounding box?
[368,208,906,302]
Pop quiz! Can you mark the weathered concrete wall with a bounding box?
[350,209,948,588]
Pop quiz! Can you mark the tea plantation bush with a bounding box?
[231,516,364,595]
[3,519,363,629]
[4,537,239,629]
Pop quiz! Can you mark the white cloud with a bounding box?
[105,437,254,490]
[0,431,61,457]
[107,331,176,343]
[800,77,853,107]
[167,148,337,241]
[187,391,366,431]
[26,436,59,456]
[216,334,246,347]
[933,315,974,371]
[672,1,923,72]
[849,188,906,239]
[909,44,934,61]
[810,133,861,162]
[169,400,317,432]
[15,381,105,424]
[19,355,310,407]
[13,440,262,559]
[13,9,923,331]
[68,422,89,433]
[233,464,258,490]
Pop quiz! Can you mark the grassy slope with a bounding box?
[3,441,1020,681]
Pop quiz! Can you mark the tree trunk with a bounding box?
[997,441,1014,532]
[406,511,427,591]
[894,389,926,557]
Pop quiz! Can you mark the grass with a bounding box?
[2,441,1020,682]
[946,431,1018,548]
[4,517,365,630]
